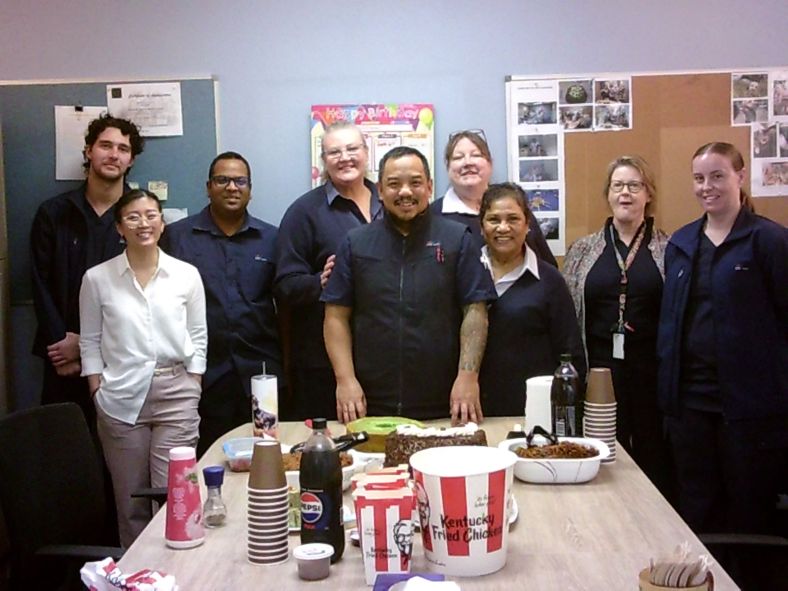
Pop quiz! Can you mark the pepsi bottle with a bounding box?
[551,354,581,437]
[299,418,344,562]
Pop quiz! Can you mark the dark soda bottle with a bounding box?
[551,354,581,437]
[299,417,344,563]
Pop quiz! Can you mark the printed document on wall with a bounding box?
[54,106,107,180]
[106,82,183,137]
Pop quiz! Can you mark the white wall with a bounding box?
[1,0,786,223]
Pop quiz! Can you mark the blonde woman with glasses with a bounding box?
[563,155,672,498]
[79,189,207,548]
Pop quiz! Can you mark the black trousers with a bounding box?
[288,366,337,422]
[197,371,250,458]
[666,407,787,535]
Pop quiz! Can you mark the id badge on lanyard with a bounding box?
[609,222,646,361]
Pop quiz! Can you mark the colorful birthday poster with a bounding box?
[310,103,435,190]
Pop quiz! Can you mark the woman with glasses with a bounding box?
[478,183,584,417]
[563,155,672,496]
[657,142,787,546]
[275,122,382,421]
[79,189,207,547]
[431,129,557,266]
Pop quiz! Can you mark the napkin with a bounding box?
[80,557,178,591]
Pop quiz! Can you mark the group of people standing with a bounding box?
[30,115,785,555]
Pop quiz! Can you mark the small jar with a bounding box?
[202,465,227,528]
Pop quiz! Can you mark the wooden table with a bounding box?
[118,419,738,589]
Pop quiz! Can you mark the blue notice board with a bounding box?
[0,77,217,303]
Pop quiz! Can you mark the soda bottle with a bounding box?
[551,354,581,437]
[300,417,344,563]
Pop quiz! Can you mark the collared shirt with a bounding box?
[274,178,382,369]
[79,249,207,424]
[481,244,540,296]
[321,212,497,418]
[440,187,479,215]
[161,206,281,393]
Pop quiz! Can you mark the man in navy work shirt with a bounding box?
[162,152,281,455]
[30,114,144,424]
[275,122,383,420]
[322,146,497,425]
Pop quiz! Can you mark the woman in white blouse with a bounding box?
[80,189,207,547]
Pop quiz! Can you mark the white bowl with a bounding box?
[498,436,609,484]
[281,443,357,491]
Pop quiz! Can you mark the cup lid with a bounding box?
[293,543,334,561]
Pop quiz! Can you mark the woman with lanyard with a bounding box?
[430,129,557,266]
[80,189,207,547]
[657,143,787,557]
[563,155,672,496]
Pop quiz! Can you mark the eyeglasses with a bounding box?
[211,175,250,188]
[610,180,645,194]
[448,129,488,145]
[122,212,162,228]
[323,143,364,161]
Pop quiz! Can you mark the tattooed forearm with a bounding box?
[459,302,488,372]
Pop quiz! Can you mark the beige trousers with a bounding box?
[96,365,201,548]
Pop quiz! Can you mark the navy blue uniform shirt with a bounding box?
[162,206,281,395]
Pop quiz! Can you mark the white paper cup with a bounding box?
[251,373,279,438]
[410,446,517,577]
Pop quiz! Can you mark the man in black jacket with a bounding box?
[30,114,144,422]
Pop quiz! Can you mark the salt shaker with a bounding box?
[202,465,227,528]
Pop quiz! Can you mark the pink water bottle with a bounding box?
[165,446,205,549]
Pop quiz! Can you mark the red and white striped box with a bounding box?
[352,486,415,585]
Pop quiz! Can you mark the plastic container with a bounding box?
[293,543,334,580]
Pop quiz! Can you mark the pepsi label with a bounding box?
[300,489,333,529]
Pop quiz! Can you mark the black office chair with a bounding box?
[0,403,122,591]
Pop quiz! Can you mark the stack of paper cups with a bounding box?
[247,440,289,564]
[583,368,617,463]
[524,376,553,434]
[251,373,278,439]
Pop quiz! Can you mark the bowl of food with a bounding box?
[498,436,609,484]
[281,443,357,491]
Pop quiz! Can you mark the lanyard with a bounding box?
[609,220,646,333]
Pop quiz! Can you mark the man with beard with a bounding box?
[162,152,281,455]
[30,114,144,423]
[321,147,496,425]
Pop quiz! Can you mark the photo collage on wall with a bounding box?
[310,103,435,194]
[558,77,632,132]
[506,79,565,253]
[732,70,788,196]
[505,75,634,255]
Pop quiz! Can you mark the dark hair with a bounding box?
[444,130,492,168]
[603,155,657,216]
[114,189,162,224]
[378,146,431,182]
[207,151,252,185]
[480,182,532,225]
[692,142,754,213]
[83,114,144,170]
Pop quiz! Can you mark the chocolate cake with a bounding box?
[384,423,488,467]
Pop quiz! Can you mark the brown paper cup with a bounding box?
[586,368,616,404]
[249,440,287,490]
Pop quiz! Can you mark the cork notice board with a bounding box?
[564,72,787,249]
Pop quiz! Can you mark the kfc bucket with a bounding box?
[409,446,517,577]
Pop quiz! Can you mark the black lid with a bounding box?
[312,418,327,430]
[560,353,572,362]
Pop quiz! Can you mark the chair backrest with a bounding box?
[0,403,106,571]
